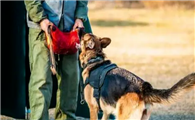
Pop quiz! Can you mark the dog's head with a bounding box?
[79,33,111,68]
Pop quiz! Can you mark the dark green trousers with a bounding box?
[28,21,79,120]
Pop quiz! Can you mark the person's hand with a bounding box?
[40,18,53,34]
[73,18,84,30]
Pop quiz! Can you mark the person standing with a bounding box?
[24,0,88,120]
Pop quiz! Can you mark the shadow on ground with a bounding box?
[150,113,195,120]
[90,20,149,27]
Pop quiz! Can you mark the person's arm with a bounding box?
[24,1,53,33]
[73,1,88,30]
[75,1,88,22]
[24,0,47,23]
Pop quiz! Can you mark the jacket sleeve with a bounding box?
[75,0,88,22]
[24,0,47,23]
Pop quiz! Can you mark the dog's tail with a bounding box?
[142,73,195,104]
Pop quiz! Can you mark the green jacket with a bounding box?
[24,0,88,31]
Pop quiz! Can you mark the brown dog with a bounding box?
[79,33,195,120]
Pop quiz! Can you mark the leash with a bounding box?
[46,25,57,75]
[77,27,86,105]
[79,75,85,105]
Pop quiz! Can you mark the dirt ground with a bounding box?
[86,3,195,120]
[1,2,195,120]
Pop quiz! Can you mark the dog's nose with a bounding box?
[75,43,81,50]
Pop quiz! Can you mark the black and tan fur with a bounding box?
[79,33,195,120]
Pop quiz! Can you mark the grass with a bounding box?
[1,2,194,120]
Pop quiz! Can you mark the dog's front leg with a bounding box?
[88,105,99,120]
[101,112,109,120]
[84,85,99,120]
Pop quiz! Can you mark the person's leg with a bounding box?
[55,53,79,120]
[28,28,53,120]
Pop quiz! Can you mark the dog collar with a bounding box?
[83,56,103,69]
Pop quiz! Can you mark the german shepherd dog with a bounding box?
[79,33,195,120]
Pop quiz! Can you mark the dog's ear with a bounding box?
[100,37,111,48]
